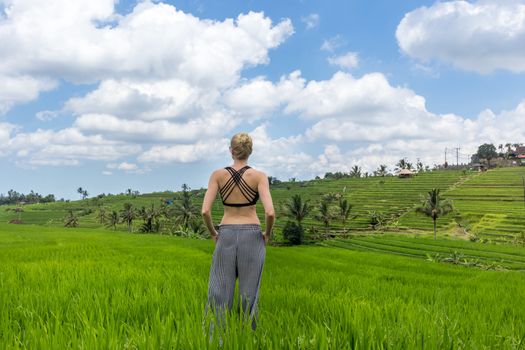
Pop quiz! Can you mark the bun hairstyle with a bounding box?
[230,132,253,160]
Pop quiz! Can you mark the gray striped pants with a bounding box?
[206,224,266,331]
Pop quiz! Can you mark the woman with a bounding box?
[202,132,275,331]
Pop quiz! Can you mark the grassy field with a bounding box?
[3,167,524,242]
[1,223,525,349]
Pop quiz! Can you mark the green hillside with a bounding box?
[1,223,524,349]
[398,167,525,240]
[1,167,524,241]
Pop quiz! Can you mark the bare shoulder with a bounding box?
[248,167,268,183]
[210,168,226,180]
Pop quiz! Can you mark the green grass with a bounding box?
[1,167,524,241]
[1,224,525,349]
[321,234,525,270]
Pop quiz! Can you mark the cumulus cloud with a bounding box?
[138,138,229,163]
[327,51,359,70]
[285,71,426,121]
[301,13,320,29]
[74,113,236,143]
[224,71,304,118]
[0,75,56,115]
[397,0,525,73]
[0,0,295,167]
[0,0,293,113]
[248,124,313,178]
[0,128,141,166]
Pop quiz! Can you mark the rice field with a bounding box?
[1,223,525,349]
[2,167,524,241]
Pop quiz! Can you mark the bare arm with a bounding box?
[258,172,275,241]
[202,171,219,241]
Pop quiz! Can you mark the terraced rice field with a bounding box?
[321,234,525,271]
[398,167,525,240]
[2,167,524,240]
[249,170,466,231]
[1,224,525,349]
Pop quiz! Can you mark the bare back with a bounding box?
[217,166,260,224]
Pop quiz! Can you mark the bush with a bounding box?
[283,221,304,245]
[368,210,386,230]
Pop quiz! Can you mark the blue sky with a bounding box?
[1,0,525,199]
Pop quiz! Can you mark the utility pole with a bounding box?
[454,147,460,166]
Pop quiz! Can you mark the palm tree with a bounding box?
[139,204,162,233]
[416,161,424,173]
[375,164,388,177]
[415,189,453,240]
[505,143,512,155]
[396,159,408,170]
[350,165,362,178]
[120,202,136,232]
[96,207,108,224]
[172,184,199,230]
[338,198,355,234]
[77,187,83,200]
[283,194,312,226]
[107,210,119,230]
[64,210,79,227]
[315,199,335,235]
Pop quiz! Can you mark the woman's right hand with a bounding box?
[212,231,219,244]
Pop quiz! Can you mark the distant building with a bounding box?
[513,146,525,166]
[397,168,414,178]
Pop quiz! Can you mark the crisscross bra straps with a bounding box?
[219,166,259,207]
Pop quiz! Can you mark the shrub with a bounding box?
[368,210,386,230]
[283,221,304,245]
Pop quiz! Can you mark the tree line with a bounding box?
[0,189,56,205]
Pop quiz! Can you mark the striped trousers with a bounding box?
[206,224,266,331]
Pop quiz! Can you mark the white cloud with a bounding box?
[224,71,305,118]
[138,138,229,163]
[328,51,359,70]
[284,71,427,121]
[301,13,320,29]
[0,123,16,156]
[0,0,293,113]
[74,113,236,143]
[65,79,203,121]
[106,161,150,174]
[248,124,313,179]
[0,75,56,115]
[320,35,345,52]
[0,1,296,168]
[35,110,60,121]
[397,0,525,73]
[0,128,141,166]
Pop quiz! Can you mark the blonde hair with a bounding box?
[230,132,253,160]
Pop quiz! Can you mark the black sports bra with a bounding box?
[219,165,259,207]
